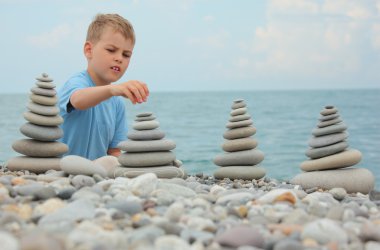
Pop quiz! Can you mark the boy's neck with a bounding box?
[86,69,111,87]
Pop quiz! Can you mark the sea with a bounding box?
[1,89,379,188]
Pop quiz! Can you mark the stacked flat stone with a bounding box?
[291,105,375,194]
[7,73,68,173]
[213,99,266,180]
[113,112,186,178]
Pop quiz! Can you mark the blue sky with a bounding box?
[0,0,379,93]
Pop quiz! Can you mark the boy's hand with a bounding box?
[110,80,149,104]
[107,148,121,157]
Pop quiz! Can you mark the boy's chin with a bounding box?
[107,75,122,84]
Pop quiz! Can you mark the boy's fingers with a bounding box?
[128,83,144,103]
[136,81,149,101]
[135,81,149,102]
[123,90,136,104]
[141,82,149,97]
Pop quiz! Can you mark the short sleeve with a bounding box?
[58,75,88,116]
[109,98,127,148]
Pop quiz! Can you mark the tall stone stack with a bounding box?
[113,112,186,178]
[7,73,68,173]
[213,99,266,180]
[291,105,375,194]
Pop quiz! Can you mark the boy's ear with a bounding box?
[83,41,93,59]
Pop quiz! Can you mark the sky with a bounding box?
[0,0,379,93]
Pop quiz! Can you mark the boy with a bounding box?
[58,13,149,160]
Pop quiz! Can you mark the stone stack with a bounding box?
[7,73,68,173]
[291,105,375,194]
[213,99,266,180]
[113,112,186,178]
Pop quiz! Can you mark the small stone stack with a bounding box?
[113,112,186,178]
[291,105,375,194]
[213,99,266,180]
[7,73,68,173]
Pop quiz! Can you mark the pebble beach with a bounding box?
[1,167,380,250]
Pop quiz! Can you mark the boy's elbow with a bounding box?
[70,92,86,110]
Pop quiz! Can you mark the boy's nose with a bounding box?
[114,55,122,63]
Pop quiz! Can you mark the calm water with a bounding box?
[1,90,379,188]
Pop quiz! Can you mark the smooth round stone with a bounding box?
[27,102,59,116]
[306,141,348,159]
[216,225,264,248]
[302,218,348,244]
[127,129,165,140]
[320,106,338,115]
[31,87,56,97]
[12,139,68,157]
[20,123,63,141]
[226,119,253,129]
[118,151,176,167]
[137,112,153,117]
[319,113,339,121]
[113,166,186,179]
[36,81,56,89]
[231,100,246,109]
[274,239,303,250]
[214,166,266,180]
[317,118,342,128]
[229,114,251,122]
[290,168,375,194]
[222,138,258,152]
[230,107,247,116]
[6,156,61,173]
[224,126,256,140]
[135,115,156,121]
[133,120,159,130]
[23,112,63,126]
[30,94,58,106]
[312,123,347,136]
[117,139,176,152]
[300,149,362,171]
[36,73,53,82]
[308,132,348,148]
[214,149,264,166]
[93,155,119,176]
[60,155,107,177]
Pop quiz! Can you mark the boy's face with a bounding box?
[84,26,134,86]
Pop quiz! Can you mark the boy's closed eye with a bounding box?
[106,47,131,58]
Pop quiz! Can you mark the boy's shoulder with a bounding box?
[66,70,93,86]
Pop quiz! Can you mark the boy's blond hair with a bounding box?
[86,13,135,45]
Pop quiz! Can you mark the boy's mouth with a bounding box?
[111,66,120,72]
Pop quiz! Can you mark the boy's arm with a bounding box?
[71,80,149,110]
[107,148,121,157]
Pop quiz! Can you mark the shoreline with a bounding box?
[1,168,380,249]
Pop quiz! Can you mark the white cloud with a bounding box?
[230,0,380,82]
[27,24,71,48]
[150,0,195,12]
[187,30,230,49]
[371,23,380,50]
[322,0,374,19]
[269,0,319,15]
[203,15,215,22]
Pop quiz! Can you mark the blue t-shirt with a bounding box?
[58,70,127,160]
